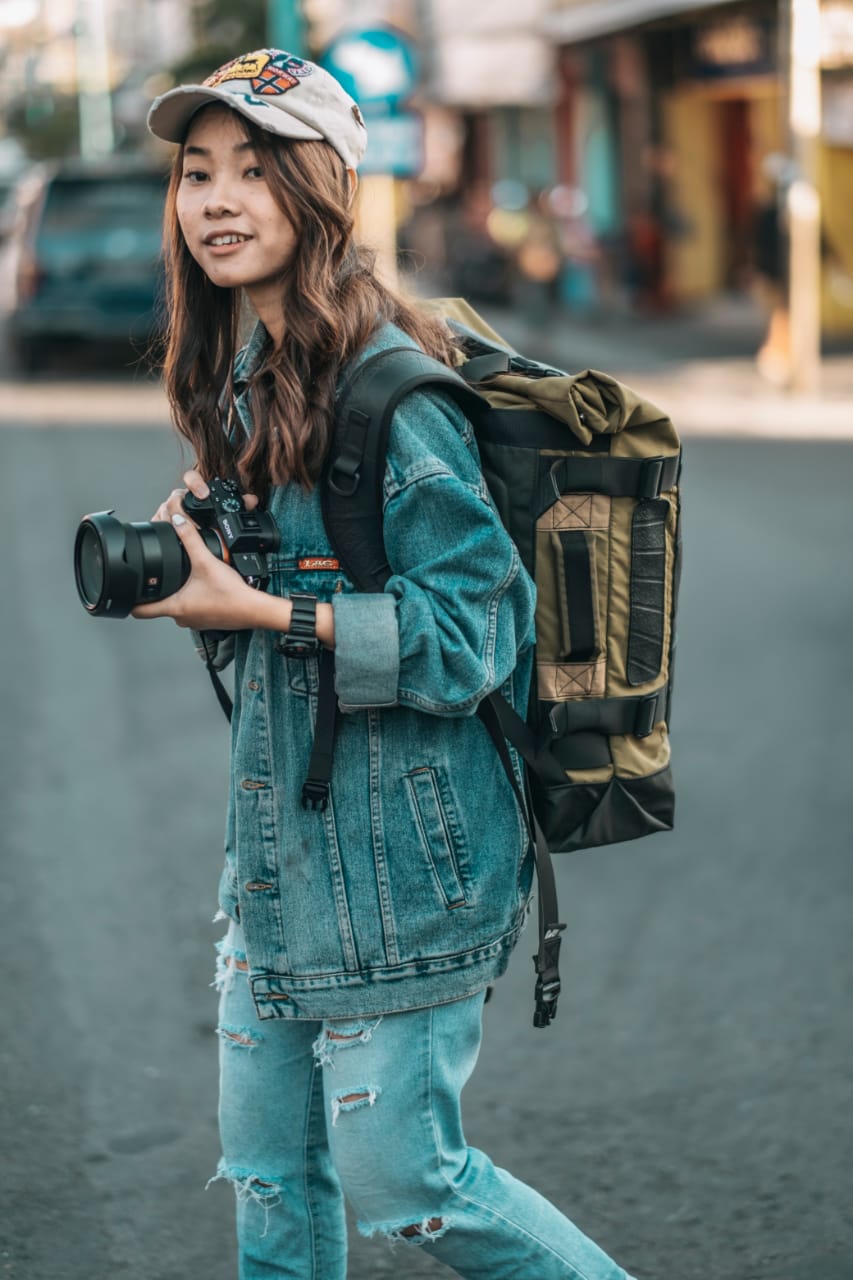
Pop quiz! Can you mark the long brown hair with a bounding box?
[161,107,459,499]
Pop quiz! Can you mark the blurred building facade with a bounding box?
[2,0,851,335]
[320,0,851,338]
[0,0,194,155]
[540,0,853,336]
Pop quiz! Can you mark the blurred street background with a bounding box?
[1,1,852,1279]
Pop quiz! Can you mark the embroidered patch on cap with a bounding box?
[298,557,341,571]
[204,50,314,97]
[204,52,270,87]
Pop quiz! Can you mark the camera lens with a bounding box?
[76,523,105,607]
[74,511,223,617]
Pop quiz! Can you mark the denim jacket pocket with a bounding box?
[285,652,320,698]
[403,765,470,910]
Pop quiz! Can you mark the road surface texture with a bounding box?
[1,368,851,1278]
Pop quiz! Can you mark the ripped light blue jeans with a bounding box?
[212,920,635,1280]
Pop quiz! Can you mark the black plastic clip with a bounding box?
[634,693,659,739]
[301,780,330,812]
[639,456,665,499]
[533,973,561,1029]
[532,923,566,1029]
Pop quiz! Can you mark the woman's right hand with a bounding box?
[150,468,209,523]
[150,469,258,522]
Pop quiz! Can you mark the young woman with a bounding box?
[139,49,636,1280]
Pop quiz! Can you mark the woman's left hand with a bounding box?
[131,513,262,631]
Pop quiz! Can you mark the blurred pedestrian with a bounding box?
[134,48,637,1280]
[515,189,563,325]
[750,154,795,386]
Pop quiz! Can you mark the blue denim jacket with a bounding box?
[214,320,537,1020]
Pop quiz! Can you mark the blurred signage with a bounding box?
[695,18,763,64]
[433,33,555,107]
[427,0,554,106]
[321,25,423,177]
[687,15,776,80]
[823,78,853,143]
[321,27,419,111]
[359,112,424,177]
[821,2,853,67]
[542,0,745,45]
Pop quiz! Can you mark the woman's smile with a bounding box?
[202,229,255,255]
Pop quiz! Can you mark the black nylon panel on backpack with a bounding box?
[627,499,669,686]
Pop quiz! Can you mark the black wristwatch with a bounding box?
[276,593,320,658]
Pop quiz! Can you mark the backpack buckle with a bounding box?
[301,780,330,811]
[532,922,566,1029]
[639,456,665,499]
[533,973,561,1029]
[635,693,659,739]
[460,352,511,383]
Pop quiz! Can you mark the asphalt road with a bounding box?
[1,420,851,1280]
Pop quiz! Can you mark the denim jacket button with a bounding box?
[247,679,260,691]
[241,779,267,791]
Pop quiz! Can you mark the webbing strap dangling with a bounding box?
[300,648,339,811]
[477,695,566,1028]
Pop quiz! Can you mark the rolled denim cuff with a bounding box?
[331,593,399,711]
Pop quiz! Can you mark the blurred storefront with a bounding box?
[544,0,853,335]
[295,0,853,336]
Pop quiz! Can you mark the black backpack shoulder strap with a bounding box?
[321,345,487,593]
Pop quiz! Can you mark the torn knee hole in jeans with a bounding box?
[358,1215,451,1245]
[329,1084,381,1126]
[217,1024,262,1050]
[399,1217,447,1240]
[312,1018,382,1067]
[206,1159,282,1238]
[213,936,249,994]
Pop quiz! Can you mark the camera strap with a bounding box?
[201,634,235,722]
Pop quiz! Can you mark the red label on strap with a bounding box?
[298,557,340,571]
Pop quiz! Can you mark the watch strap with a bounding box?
[276,593,320,658]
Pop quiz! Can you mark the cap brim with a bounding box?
[147,85,325,145]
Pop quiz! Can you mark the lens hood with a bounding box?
[74,511,142,617]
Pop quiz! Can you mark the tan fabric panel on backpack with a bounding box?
[418,296,512,353]
[610,722,671,779]
[534,492,610,702]
[537,492,611,532]
[538,659,606,702]
[565,764,615,786]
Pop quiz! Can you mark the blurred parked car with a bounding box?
[4,157,167,374]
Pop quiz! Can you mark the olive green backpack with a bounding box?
[315,298,683,1026]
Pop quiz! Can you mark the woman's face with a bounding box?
[176,106,296,322]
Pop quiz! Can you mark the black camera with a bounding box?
[74,477,281,618]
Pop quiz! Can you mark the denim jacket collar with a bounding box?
[233,318,269,386]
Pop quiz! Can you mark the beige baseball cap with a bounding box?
[147,49,368,170]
